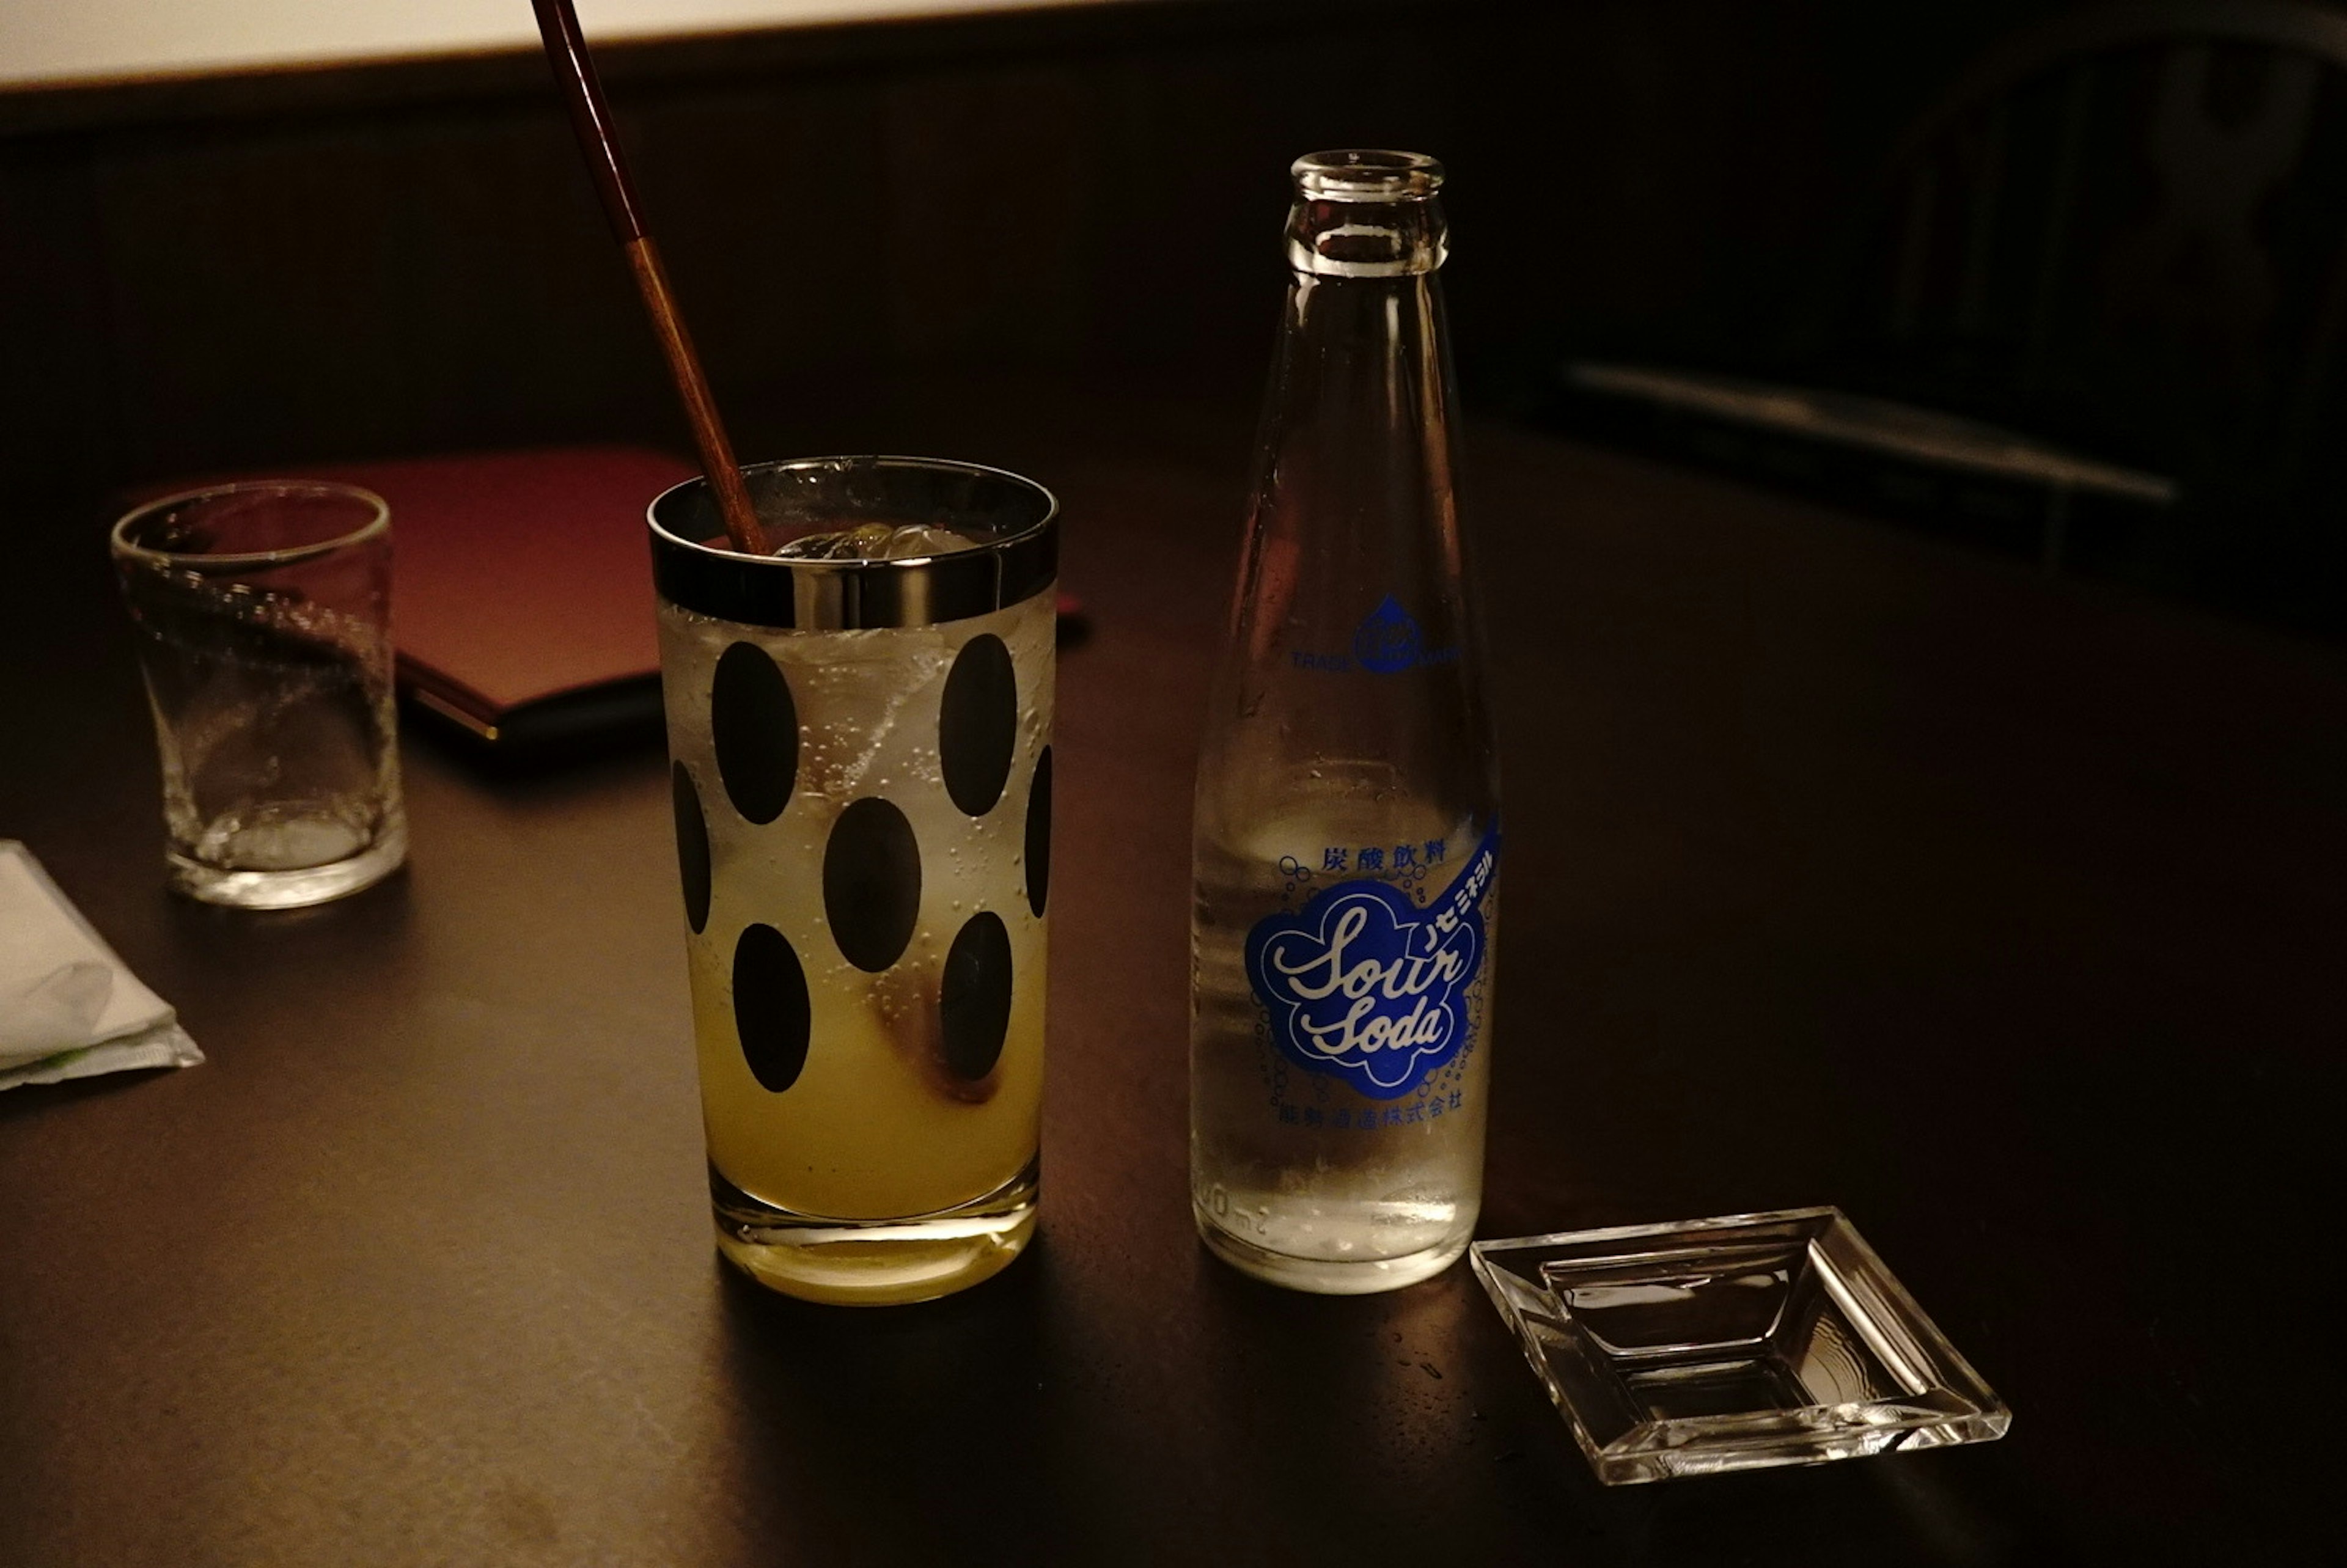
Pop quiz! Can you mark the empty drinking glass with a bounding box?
[111,482,406,909]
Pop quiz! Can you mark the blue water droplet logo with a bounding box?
[1352,595,1422,674]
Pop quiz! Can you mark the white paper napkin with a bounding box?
[1,840,202,1090]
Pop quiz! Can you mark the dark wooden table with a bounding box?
[4,387,2341,1564]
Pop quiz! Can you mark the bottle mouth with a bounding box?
[1291,150,1444,202]
[1286,150,1447,277]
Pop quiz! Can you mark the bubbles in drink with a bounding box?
[656,584,1054,1223]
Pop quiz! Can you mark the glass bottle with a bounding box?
[1189,150,1500,1294]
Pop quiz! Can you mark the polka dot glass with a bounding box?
[650,458,1056,1305]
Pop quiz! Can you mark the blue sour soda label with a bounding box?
[1244,828,1499,1100]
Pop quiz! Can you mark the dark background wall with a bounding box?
[23,0,2342,634]
[0,0,2073,501]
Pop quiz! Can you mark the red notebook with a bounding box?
[353,446,693,750]
[144,446,696,755]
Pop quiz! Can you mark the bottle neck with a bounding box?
[1243,146,1463,643]
[1238,249,1461,676]
[1267,268,1453,479]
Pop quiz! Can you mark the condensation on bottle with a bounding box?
[1189,150,1500,1295]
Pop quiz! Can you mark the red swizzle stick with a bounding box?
[529,0,768,555]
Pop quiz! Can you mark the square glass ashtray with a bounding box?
[1470,1207,2010,1485]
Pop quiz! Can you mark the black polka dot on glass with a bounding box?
[1024,746,1052,918]
[732,923,810,1093]
[711,640,798,825]
[672,761,711,934]
[939,912,1013,1082]
[824,797,922,972]
[938,633,1017,817]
